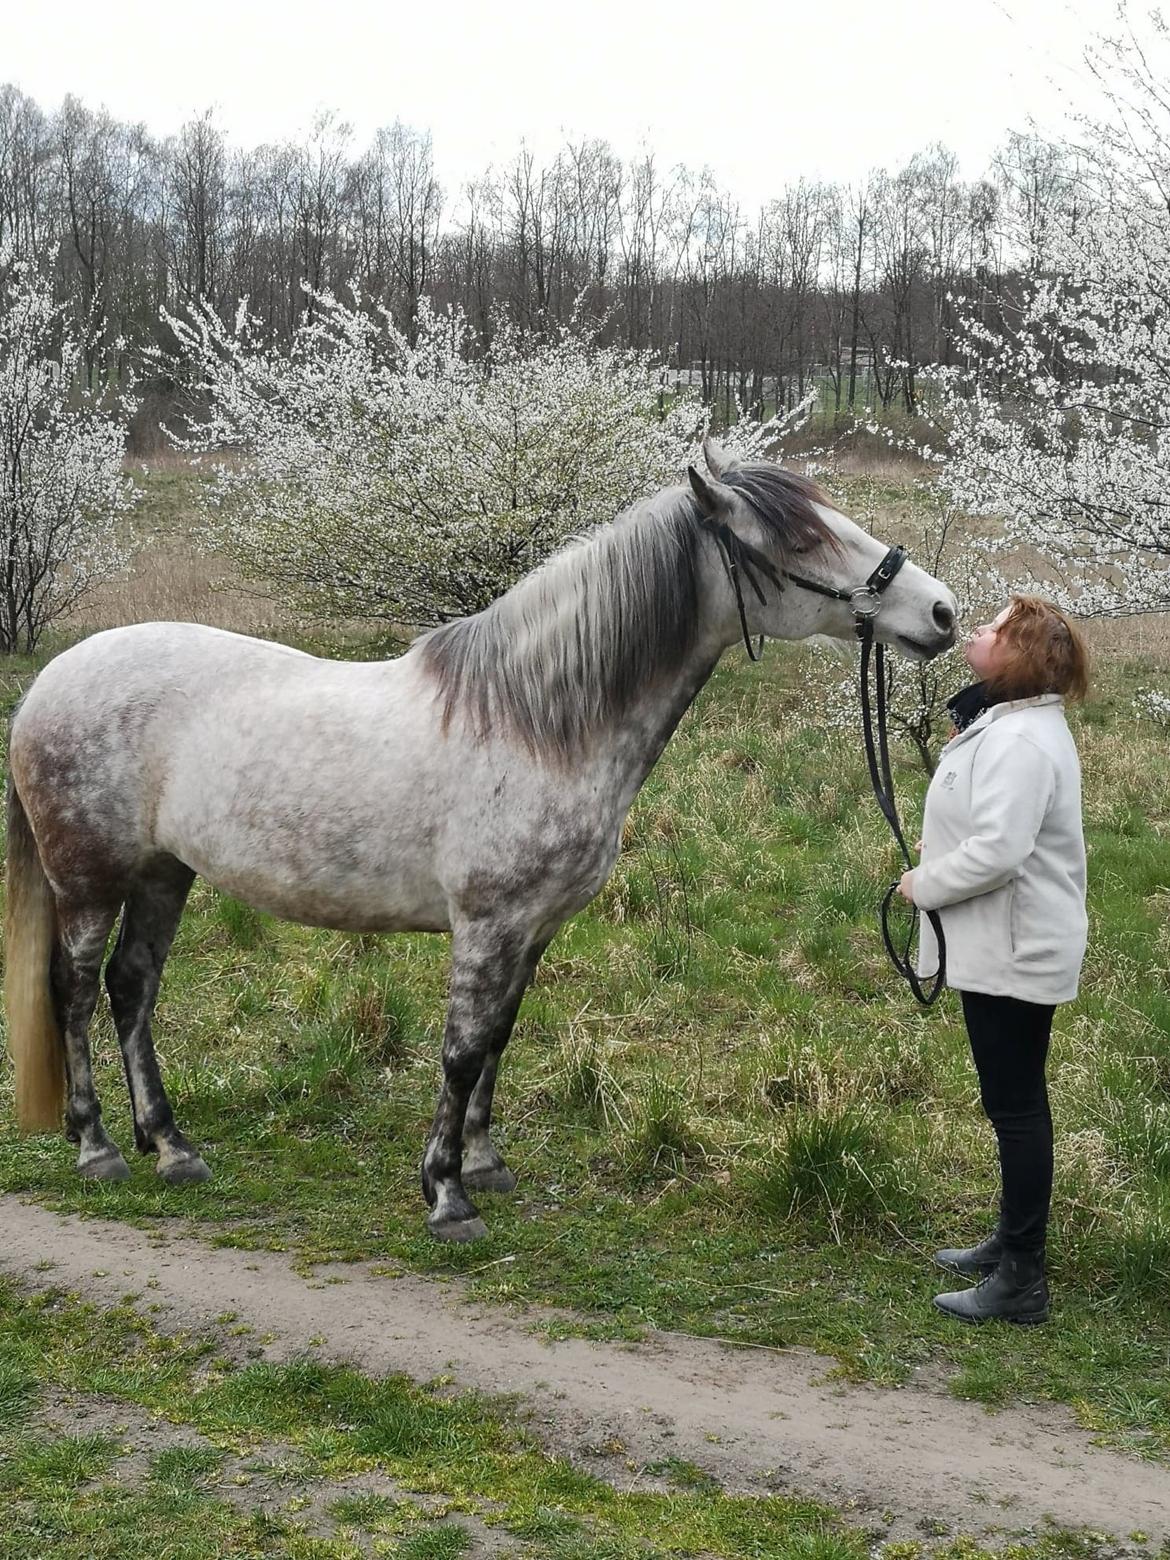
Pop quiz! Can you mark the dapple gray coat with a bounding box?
[4,445,956,1241]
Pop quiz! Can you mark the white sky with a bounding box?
[5,0,1129,210]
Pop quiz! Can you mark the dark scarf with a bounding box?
[947,680,995,734]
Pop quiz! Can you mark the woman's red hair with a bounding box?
[988,595,1090,703]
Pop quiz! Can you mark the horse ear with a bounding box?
[687,464,734,521]
[702,436,737,479]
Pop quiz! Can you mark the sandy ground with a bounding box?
[2,1196,1167,1545]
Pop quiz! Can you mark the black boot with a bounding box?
[933,1250,1049,1325]
[933,1228,1003,1277]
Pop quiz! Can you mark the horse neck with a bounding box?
[604,641,725,808]
[416,513,745,788]
[594,547,740,807]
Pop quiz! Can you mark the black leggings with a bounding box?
[959,991,1055,1255]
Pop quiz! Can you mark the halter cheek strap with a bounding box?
[708,522,785,661]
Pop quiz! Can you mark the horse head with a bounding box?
[688,438,958,661]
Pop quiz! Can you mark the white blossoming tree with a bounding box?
[820,15,1170,767]
[0,259,132,654]
[169,293,807,629]
[934,15,1170,619]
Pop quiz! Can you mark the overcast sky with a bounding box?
[6,0,1129,209]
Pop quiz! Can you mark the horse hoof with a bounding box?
[427,1214,488,1244]
[462,1165,517,1195]
[78,1149,131,1182]
[157,1153,212,1185]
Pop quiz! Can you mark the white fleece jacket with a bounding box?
[912,694,1087,1004]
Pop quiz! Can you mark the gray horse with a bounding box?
[4,442,956,1241]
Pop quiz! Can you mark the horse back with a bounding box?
[10,624,440,923]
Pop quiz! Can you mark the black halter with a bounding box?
[712,527,947,1008]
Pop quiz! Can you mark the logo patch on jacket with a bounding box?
[941,770,957,789]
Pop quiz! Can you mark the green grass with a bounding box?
[1,465,1169,1525]
[1,637,1169,1462]
[746,1104,921,1238]
[0,1279,859,1559]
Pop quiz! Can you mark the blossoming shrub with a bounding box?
[0,258,132,653]
[171,290,821,629]
[169,294,729,627]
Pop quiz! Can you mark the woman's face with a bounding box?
[964,605,1012,679]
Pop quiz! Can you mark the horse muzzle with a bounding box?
[893,627,957,661]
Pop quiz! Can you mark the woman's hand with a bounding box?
[898,869,916,903]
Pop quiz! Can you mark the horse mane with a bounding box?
[415,464,835,762]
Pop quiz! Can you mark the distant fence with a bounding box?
[657,365,944,425]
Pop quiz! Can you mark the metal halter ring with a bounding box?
[849,587,883,634]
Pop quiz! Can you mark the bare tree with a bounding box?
[0,87,55,262]
[0,78,1060,443]
[168,110,227,306]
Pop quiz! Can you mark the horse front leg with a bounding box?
[422,920,536,1242]
[461,933,550,1195]
[461,1052,515,1193]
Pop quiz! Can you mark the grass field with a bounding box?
[1,461,1168,1552]
[0,1276,866,1560]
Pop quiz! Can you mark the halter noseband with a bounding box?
[783,543,908,640]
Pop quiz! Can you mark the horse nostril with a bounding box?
[933,601,956,633]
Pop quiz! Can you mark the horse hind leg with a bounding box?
[104,858,209,1185]
[422,921,540,1241]
[52,897,129,1180]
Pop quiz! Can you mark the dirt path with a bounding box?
[1,1195,1166,1544]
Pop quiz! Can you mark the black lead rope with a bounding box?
[718,519,947,1007]
[859,625,947,1007]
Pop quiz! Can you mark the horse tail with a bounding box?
[5,773,64,1132]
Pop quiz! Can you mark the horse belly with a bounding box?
[222,873,450,934]
[174,837,452,933]
[156,765,451,934]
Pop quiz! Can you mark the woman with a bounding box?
[899,595,1090,1324]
